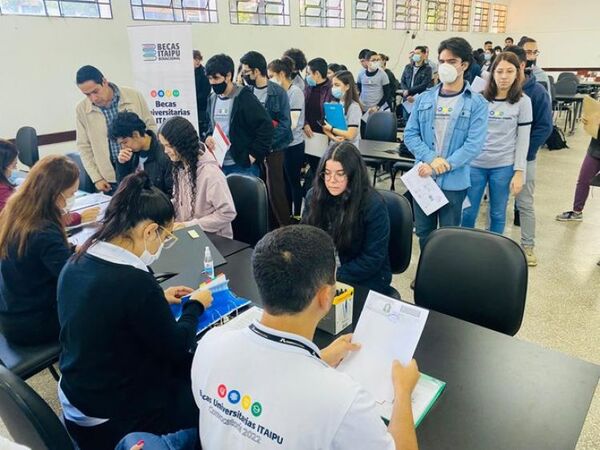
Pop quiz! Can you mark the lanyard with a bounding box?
[249,324,321,359]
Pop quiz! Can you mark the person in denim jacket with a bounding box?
[404,37,488,249]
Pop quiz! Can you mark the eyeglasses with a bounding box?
[159,227,179,249]
[320,170,347,181]
[525,50,541,56]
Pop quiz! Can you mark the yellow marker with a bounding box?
[188,230,200,239]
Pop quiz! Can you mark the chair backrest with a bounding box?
[548,75,555,84]
[414,227,527,336]
[0,333,60,381]
[554,78,578,96]
[365,111,397,142]
[66,152,95,193]
[0,366,74,450]
[15,127,39,168]
[226,174,269,246]
[376,189,413,274]
[557,72,577,83]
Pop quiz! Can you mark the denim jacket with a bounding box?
[404,83,488,191]
[257,81,293,151]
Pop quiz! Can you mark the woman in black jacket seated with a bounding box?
[0,155,80,345]
[302,142,396,297]
[57,172,212,450]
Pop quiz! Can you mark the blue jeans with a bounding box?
[462,165,514,234]
[115,428,198,450]
[413,189,468,250]
[222,162,260,177]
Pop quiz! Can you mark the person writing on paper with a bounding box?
[321,71,362,147]
[57,172,213,450]
[303,143,396,297]
[158,116,236,238]
[0,156,82,345]
[404,37,488,250]
[191,225,419,450]
[111,112,173,197]
[556,119,600,223]
[462,52,532,234]
[204,54,274,177]
[268,56,306,221]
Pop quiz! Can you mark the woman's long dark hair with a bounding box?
[333,70,363,115]
[158,116,203,211]
[483,52,524,104]
[303,142,372,254]
[0,139,18,187]
[77,172,174,259]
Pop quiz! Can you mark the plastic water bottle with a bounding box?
[204,246,214,279]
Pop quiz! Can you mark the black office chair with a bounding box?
[414,227,527,336]
[364,111,397,185]
[557,72,578,83]
[389,142,415,191]
[226,174,269,246]
[15,126,39,169]
[0,333,60,381]
[66,152,95,193]
[0,365,75,450]
[377,189,413,274]
[554,79,579,132]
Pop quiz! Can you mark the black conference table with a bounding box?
[161,237,599,450]
[305,137,415,163]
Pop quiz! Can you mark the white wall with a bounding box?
[0,0,510,139]
[507,0,600,68]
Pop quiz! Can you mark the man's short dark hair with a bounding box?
[252,225,336,315]
[240,51,268,76]
[415,46,427,54]
[76,65,104,85]
[205,54,235,79]
[110,112,147,140]
[518,37,537,47]
[193,50,202,61]
[504,45,527,64]
[358,48,371,59]
[307,58,328,79]
[438,37,473,65]
[484,41,493,46]
[505,37,514,43]
[283,48,307,72]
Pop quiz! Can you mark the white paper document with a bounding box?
[471,76,488,93]
[375,373,446,426]
[71,193,111,212]
[337,291,429,403]
[216,306,263,332]
[210,123,231,167]
[304,132,330,158]
[402,94,419,114]
[401,163,449,216]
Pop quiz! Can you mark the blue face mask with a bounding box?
[306,75,317,87]
[331,86,344,99]
[412,54,422,63]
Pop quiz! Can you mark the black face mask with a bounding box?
[243,75,256,87]
[211,81,227,95]
[526,59,536,68]
[291,72,299,79]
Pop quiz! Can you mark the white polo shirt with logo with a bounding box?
[191,321,396,450]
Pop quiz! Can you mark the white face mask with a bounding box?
[61,193,76,214]
[438,63,459,84]
[139,232,164,266]
[369,61,381,71]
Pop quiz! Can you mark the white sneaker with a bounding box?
[523,246,538,267]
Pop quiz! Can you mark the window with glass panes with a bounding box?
[451,0,470,32]
[229,0,290,25]
[0,0,112,18]
[393,0,420,30]
[424,0,447,31]
[300,0,344,27]
[131,0,217,23]
[352,0,386,29]
[490,3,507,33]
[472,1,490,32]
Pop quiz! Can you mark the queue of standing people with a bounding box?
[0,33,588,450]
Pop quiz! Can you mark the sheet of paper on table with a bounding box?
[582,95,600,139]
[71,193,111,212]
[401,163,449,216]
[337,291,429,403]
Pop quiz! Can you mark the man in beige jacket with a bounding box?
[76,65,156,192]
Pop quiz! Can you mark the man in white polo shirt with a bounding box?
[191,225,419,450]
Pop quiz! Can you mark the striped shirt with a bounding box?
[99,83,121,164]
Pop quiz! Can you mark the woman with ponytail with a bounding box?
[0,155,80,345]
[302,142,395,297]
[158,116,236,238]
[57,172,212,450]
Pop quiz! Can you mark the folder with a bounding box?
[324,102,348,131]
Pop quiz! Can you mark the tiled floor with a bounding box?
[1,123,599,448]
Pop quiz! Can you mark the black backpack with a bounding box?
[546,126,569,150]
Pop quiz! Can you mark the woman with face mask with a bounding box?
[321,71,362,146]
[0,139,19,212]
[0,155,81,345]
[302,142,395,297]
[462,52,531,234]
[159,116,236,238]
[57,171,213,450]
